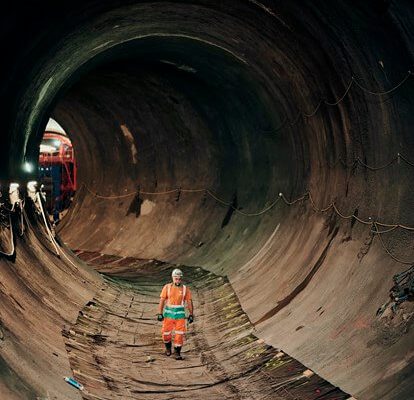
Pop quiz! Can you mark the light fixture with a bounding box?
[9,183,21,206]
[23,161,33,173]
[27,181,38,196]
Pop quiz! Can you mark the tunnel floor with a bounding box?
[61,251,350,400]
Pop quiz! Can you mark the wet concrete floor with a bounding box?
[62,251,350,400]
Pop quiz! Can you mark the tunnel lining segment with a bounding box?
[1,1,414,399]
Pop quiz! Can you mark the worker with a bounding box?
[157,268,194,360]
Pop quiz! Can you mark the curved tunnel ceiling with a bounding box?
[0,1,414,399]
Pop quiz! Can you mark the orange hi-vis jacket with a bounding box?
[160,283,192,319]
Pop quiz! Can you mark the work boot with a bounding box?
[174,346,183,360]
[164,342,172,356]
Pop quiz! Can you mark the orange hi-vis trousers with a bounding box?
[162,317,186,347]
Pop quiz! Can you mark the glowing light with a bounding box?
[9,183,20,205]
[23,161,33,173]
[27,181,38,191]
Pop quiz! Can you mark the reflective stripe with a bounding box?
[175,331,185,334]
[165,306,184,313]
[167,304,185,309]
[163,331,171,335]
[164,315,185,320]
[164,309,185,314]
[163,309,186,319]
[182,285,186,306]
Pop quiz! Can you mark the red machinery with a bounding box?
[38,131,77,221]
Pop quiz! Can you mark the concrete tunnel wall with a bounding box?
[0,1,414,399]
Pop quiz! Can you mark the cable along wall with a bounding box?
[0,1,413,400]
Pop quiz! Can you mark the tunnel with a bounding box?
[0,1,413,399]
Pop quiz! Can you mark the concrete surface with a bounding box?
[0,1,413,399]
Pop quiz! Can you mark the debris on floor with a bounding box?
[64,376,84,391]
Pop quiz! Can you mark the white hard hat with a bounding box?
[171,268,183,277]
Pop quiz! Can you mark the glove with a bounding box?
[157,314,164,322]
[188,315,194,324]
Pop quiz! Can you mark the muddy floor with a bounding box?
[62,251,349,400]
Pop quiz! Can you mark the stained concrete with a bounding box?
[0,1,413,399]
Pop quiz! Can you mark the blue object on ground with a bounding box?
[64,376,84,391]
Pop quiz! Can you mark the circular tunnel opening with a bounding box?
[2,2,414,399]
[38,118,77,224]
[51,35,296,266]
